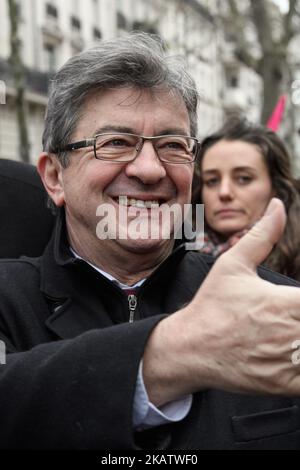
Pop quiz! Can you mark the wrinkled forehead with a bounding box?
[74,86,190,138]
[83,85,187,111]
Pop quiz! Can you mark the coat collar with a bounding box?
[40,208,193,299]
[38,209,210,339]
[39,209,78,300]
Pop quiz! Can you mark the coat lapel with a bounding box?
[38,209,212,339]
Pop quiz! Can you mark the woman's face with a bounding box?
[201,139,274,237]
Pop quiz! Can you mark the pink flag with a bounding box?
[266,95,286,132]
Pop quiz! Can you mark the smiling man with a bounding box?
[39,86,194,280]
[1,33,300,450]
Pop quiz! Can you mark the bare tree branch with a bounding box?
[225,0,259,71]
[7,0,30,163]
[249,0,274,52]
[287,0,297,20]
[284,0,300,44]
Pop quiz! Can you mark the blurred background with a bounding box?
[0,0,300,172]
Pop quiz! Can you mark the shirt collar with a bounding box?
[70,247,146,289]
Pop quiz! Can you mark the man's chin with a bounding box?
[115,236,173,254]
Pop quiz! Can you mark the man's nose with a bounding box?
[124,141,167,184]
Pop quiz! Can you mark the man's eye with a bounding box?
[167,141,184,148]
[103,139,132,147]
[159,141,188,152]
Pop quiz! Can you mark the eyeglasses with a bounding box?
[58,132,200,164]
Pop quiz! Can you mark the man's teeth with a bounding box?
[118,196,160,208]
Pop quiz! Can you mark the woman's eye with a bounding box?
[203,178,218,187]
[237,175,252,184]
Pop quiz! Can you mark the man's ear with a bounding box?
[37,153,65,207]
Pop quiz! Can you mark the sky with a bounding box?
[272,0,289,13]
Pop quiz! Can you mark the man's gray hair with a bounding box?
[43,32,199,166]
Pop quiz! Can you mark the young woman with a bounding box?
[193,118,300,280]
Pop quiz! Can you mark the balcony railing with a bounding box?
[0,58,51,97]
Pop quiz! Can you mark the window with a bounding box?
[71,16,81,30]
[226,72,239,89]
[117,11,128,30]
[44,44,56,72]
[46,3,58,18]
[132,21,158,35]
[93,27,102,40]
[230,76,238,88]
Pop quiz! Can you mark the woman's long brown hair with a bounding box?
[192,117,300,281]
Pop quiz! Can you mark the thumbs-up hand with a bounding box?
[143,199,300,407]
[225,197,286,269]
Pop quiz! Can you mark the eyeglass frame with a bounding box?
[56,132,201,164]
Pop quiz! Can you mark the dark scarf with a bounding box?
[199,228,249,257]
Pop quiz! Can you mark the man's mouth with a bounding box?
[115,196,165,208]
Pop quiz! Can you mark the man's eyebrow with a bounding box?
[92,126,190,136]
[93,125,134,135]
[156,129,190,136]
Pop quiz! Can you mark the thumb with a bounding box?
[227,198,286,270]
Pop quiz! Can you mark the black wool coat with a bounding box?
[0,213,300,450]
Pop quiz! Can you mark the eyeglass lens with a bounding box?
[94,133,196,163]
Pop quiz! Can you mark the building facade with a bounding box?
[0,0,263,163]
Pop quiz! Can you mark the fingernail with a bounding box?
[265,198,279,216]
